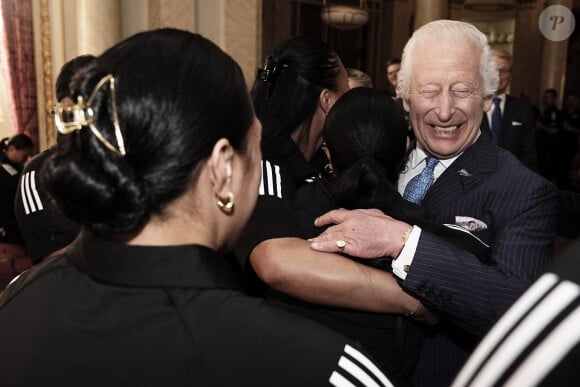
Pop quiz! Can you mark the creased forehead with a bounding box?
[410,40,483,83]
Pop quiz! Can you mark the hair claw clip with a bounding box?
[52,74,126,156]
[255,56,287,84]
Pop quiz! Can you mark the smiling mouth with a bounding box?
[432,125,460,133]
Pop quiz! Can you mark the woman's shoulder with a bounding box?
[188,292,392,385]
[294,177,335,238]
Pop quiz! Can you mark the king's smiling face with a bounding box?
[403,38,493,159]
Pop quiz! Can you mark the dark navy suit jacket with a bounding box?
[407,134,558,386]
[481,94,538,171]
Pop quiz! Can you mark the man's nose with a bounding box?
[435,91,456,121]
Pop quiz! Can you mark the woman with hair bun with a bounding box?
[233,35,351,293]
[0,29,391,387]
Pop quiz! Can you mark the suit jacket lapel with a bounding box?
[422,135,499,213]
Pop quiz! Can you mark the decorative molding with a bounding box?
[40,0,55,147]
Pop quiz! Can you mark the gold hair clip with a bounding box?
[52,74,126,156]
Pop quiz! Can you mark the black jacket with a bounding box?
[0,233,391,387]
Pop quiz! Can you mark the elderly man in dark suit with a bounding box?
[480,49,538,171]
[310,20,558,386]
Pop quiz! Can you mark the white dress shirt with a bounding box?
[392,146,461,280]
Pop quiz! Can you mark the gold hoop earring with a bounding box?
[216,192,235,212]
[324,163,334,175]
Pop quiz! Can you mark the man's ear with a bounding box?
[208,138,234,198]
[483,95,493,112]
[402,97,411,112]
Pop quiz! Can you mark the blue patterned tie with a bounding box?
[403,157,439,204]
[491,97,502,144]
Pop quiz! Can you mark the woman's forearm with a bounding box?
[250,237,419,314]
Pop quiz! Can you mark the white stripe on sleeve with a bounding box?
[274,164,281,199]
[30,171,44,211]
[505,303,580,386]
[329,371,356,387]
[344,345,392,387]
[20,173,31,215]
[258,160,283,199]
[467,281,579,387]
[338,356,380,387]
[452,273,559,386]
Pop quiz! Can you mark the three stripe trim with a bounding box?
[20,170,44,215]
[452,273,580,386]
[329,344,393,387]
[259,160,282,199]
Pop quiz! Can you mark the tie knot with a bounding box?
[425,156,438,170]
[493,97,501,106]
[403,156,439,204]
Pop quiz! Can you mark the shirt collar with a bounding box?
[270,137,317,185]
[408,147,457,171]
[409,130,482,170]
[68,232,242,290]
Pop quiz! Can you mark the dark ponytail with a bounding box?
[323,88,408,211]
[252,36,342,158]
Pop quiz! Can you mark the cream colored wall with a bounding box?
[0,80,16,140]
[30,0,261,150]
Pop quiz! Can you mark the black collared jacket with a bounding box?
[0,233,391,387]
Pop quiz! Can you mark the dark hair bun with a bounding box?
[44,29,254,238]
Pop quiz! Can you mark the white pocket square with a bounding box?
[511,121,523,126]
[455,216,488,231]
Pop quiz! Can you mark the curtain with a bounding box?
[0,0,38,151]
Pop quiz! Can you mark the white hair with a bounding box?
[397,19,499,99]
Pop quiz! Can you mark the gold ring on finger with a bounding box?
[336,240,346,253]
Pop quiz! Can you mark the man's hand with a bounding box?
[309,208,412,258]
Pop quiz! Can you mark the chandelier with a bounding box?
[321,0,369,31]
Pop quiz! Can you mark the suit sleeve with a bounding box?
[401,172,558,337]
